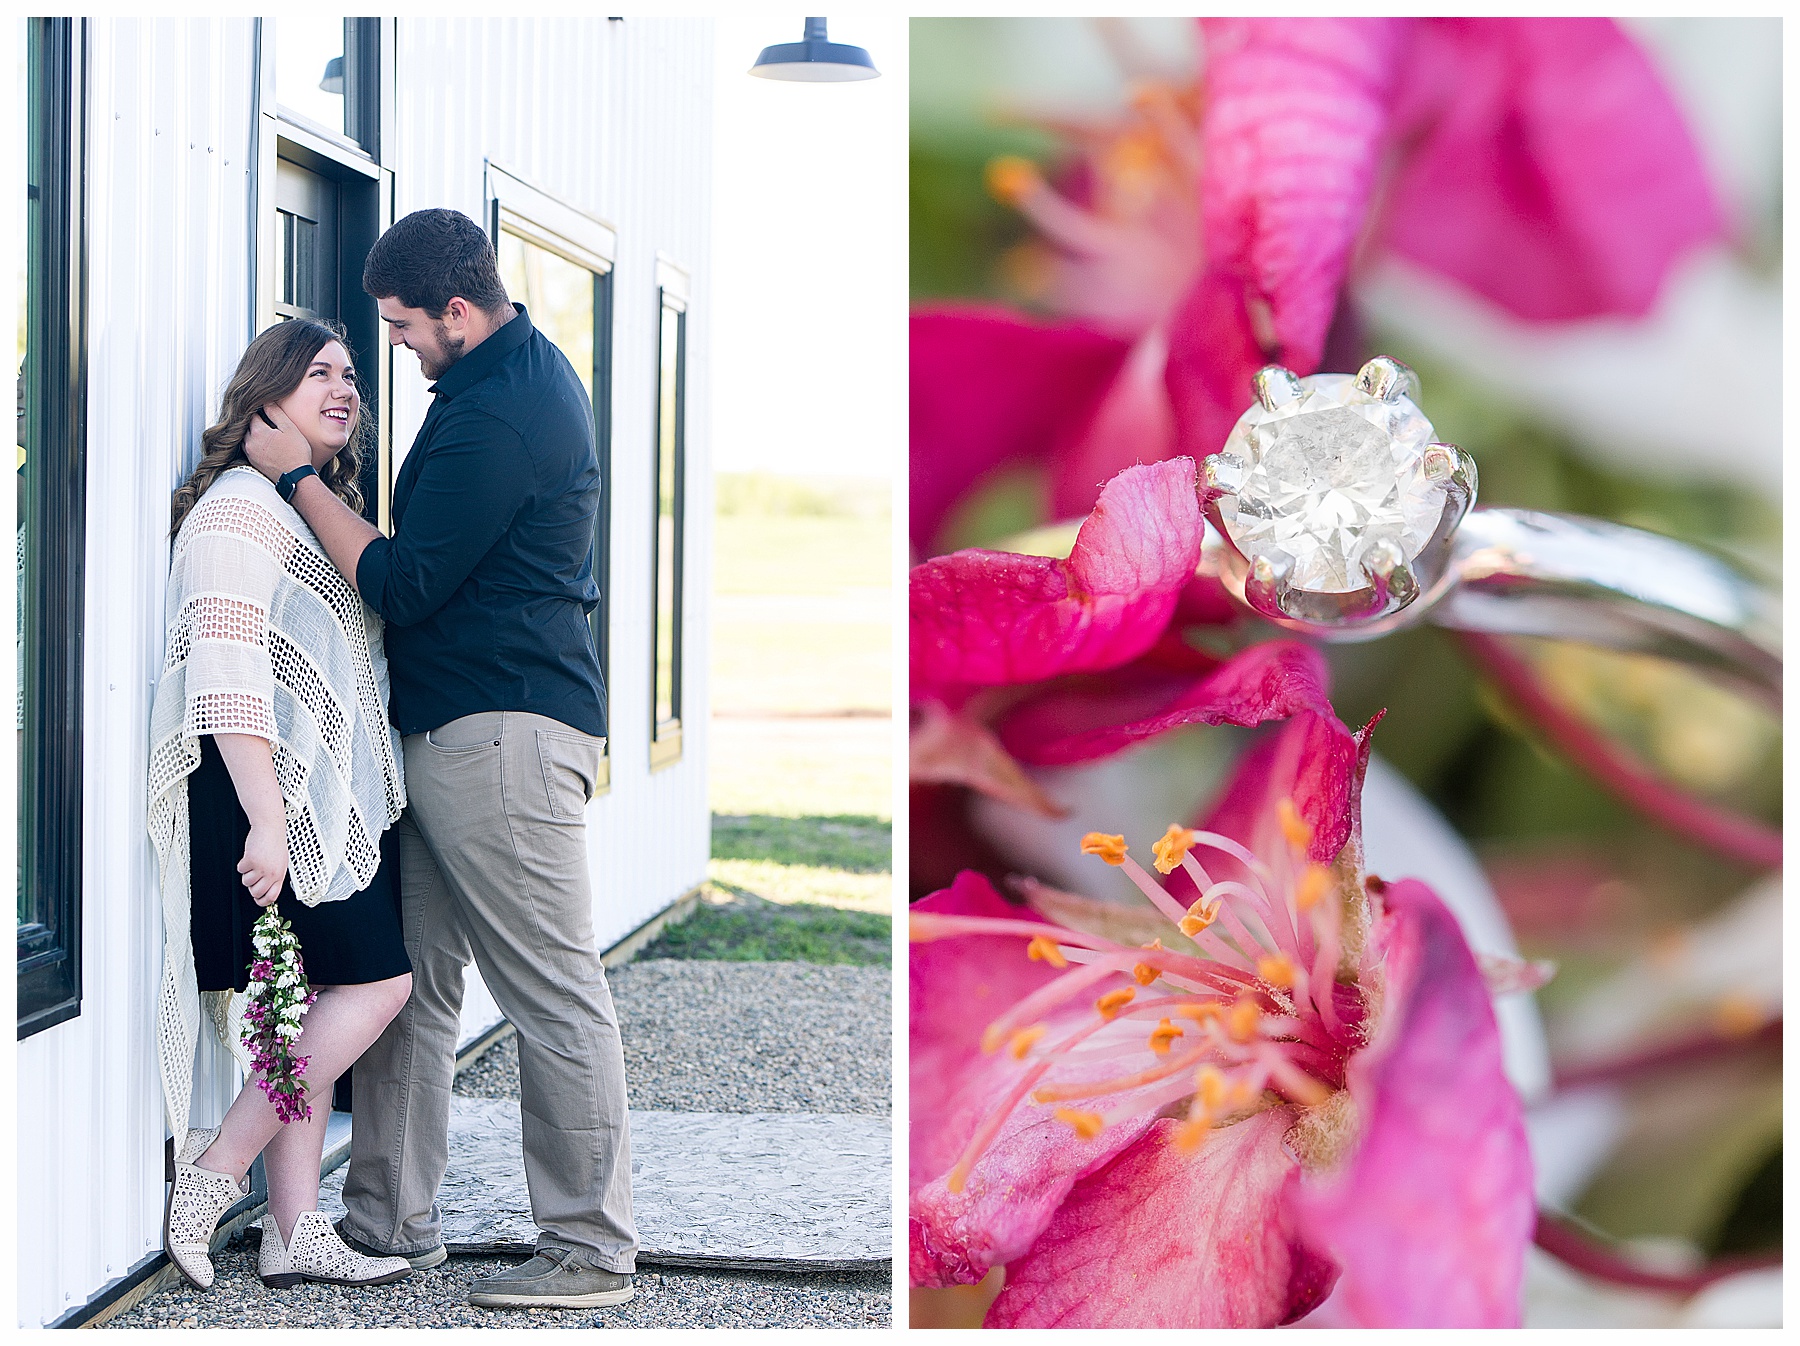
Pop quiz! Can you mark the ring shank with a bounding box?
[1436,510,1780,706]
[1201,508,1780,705]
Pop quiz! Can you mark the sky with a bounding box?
[709,17,906,484]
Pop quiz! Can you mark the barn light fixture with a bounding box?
[749,18,878,82]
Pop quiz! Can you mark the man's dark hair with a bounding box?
[362,208,511,317]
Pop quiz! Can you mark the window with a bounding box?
[18,17,86,1038]
[272,17,382,158]
[487,163,616,788]
[650,265,688,770]
[263,18,390,525]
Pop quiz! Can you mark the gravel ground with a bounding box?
[106,960,893,1330]
[112,1236,891,1329]
[457,960,892,1115]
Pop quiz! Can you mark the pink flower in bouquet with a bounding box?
[912,17,1722,556]
[909,705,1535,1327]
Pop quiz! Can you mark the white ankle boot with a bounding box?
[163,1128,248,1291]
[259,1210,414,1289]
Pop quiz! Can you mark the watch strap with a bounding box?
[276,463,319,503]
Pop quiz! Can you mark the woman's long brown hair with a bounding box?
[170,318,370,535]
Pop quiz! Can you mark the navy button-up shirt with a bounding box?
[356,305,606,738]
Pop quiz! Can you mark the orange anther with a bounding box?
[1095,986,1136,1020]
[985,154,1043,206]
[1295,863,1332,912]
[1148,1018,1184,1055]
[1172,1000,1223,1023]
[1227,997,1261,1043]
[1171,1118,1211,1154]
[1026,935,1068,969]
[1196,1065,1229,1110]
[1712,993,1765,1039]
[1007,1025,1046,1060]
[1054,1108,1105,1140]
[1151,825,1197,875]
[1132,962,1160,986]
[1080,832,1129,866]
[1278,798,1313,851]
[1257,955,1296,989]
[1178,897,1217,937]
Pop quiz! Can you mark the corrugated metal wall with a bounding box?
[18,18,712,1324]
[16,19,261,1326]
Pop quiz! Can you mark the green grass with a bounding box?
[713,813,890,873]
[640,890,891,966]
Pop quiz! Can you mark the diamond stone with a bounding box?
[1212,374,1444,593]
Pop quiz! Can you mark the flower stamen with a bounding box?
[1095,986,1136,1020]
[1026,935,1069,968]
[1054,1108,1106,1140]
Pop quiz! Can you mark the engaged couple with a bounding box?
[150,208,635,1309]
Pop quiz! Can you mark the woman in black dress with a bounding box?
[155,320,414,1291]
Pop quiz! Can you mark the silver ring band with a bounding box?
[1204,511,1780,706]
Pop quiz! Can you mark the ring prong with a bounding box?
[1355,356,1421,404]
[1252,365,1303,412]
[1244,554,1293,620]
[1201,456,1221,491]
[1365,540,1417,608]
[1423,445,1455,483]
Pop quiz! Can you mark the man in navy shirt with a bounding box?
[246,208,635,1309]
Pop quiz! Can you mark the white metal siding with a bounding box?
[18,18,713,1323]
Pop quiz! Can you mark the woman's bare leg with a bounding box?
[197,974,412,1240]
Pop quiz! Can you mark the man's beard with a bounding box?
[419,321,467,381]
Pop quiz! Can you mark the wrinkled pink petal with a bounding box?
[910,458,1202,698]
[910,306,1130,556]
[1198,18,1406,372]
[987,1112,1338,1327]
[997,639,1333,768]
[1293,879,1535,1326]
[1384,18,1722,321]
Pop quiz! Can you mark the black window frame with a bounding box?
[18,16,88,1039]
[649,286,686,770]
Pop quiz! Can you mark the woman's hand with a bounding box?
[238,821,289,907]
[243,402,312,482]
[213,733,289,907]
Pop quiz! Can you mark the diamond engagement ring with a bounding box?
[1200,357,1781,706]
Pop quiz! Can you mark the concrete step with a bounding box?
[318,1097,890,1272]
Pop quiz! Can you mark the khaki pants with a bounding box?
[340,711,637,1272]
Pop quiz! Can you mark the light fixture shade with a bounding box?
[749,17,879,82]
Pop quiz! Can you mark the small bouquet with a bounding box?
[242,907,318,1124]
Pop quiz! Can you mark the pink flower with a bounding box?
[911,17,1721,556]
[908,708,1535,1327]
[910,456,1327,830]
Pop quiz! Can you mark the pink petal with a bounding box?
[909,872,1061,1186]
[910,458,1203,698]
[1293,878,1535,1326]
[1191,707,1363,872]
[997,639,1333,768]
[910,699,1068,819]
[1383,18,1723,321]
[1046,327,1179,523]
[1197,18,1408,372]
[908,874,1161,1288]
[987,1112,1337,1327]
[910,305,1131,556]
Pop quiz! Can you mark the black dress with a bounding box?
[187,734,411,992]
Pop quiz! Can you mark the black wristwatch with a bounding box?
[276,463,319,504]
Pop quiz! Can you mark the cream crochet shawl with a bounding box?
[147,467,406,1140]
